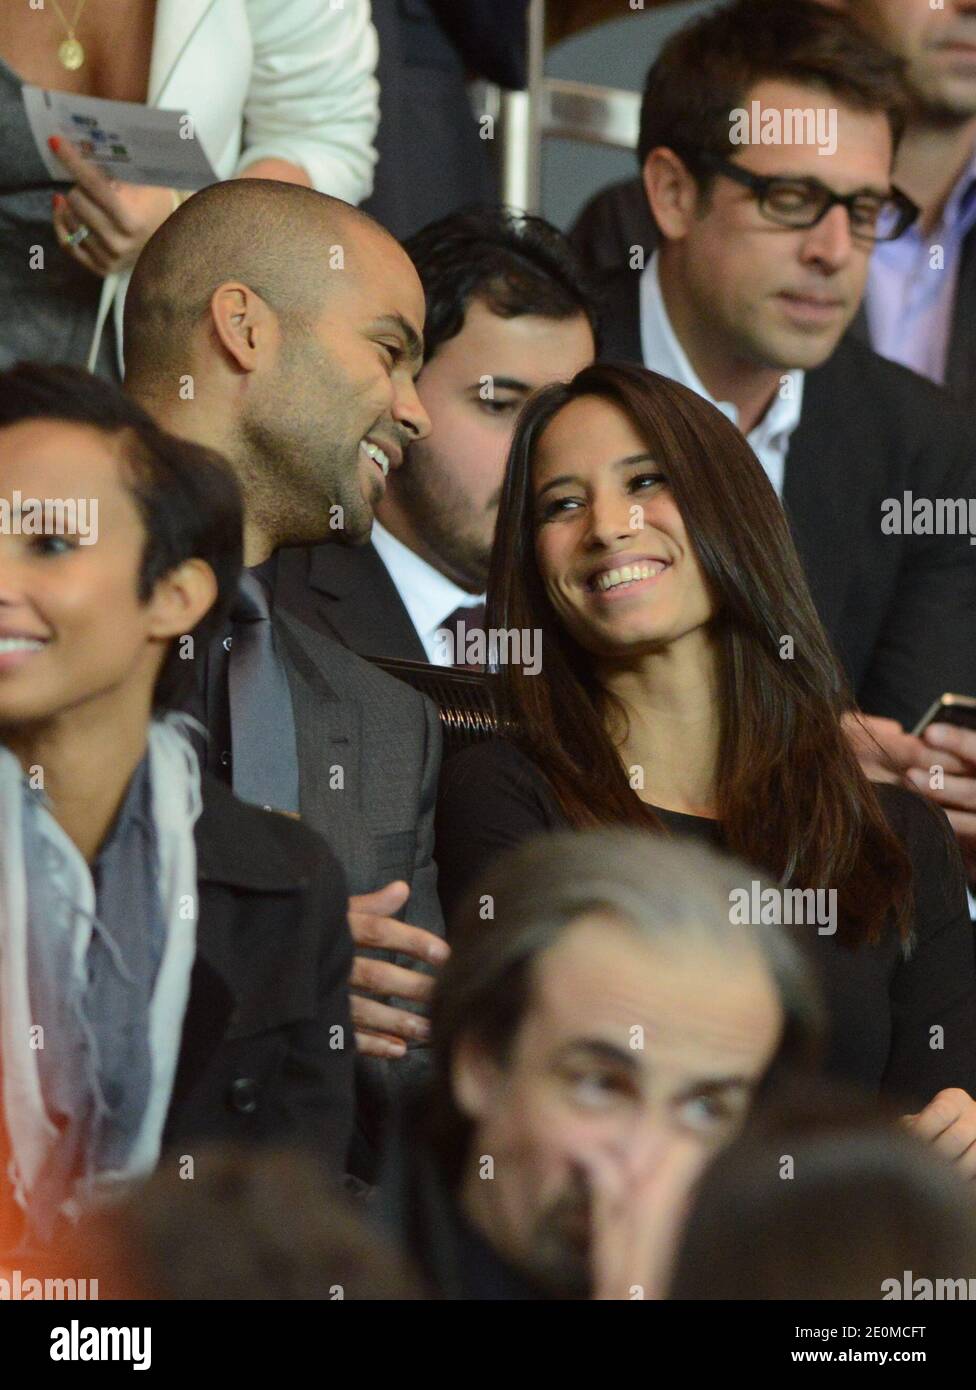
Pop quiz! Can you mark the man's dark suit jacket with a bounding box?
[571,175,976,412]
[259,552,445,1178]
[596,265,976,728]
[189,554,446,1181]
[1,774,354,1256]
[199,562,443,932]
[934,220,976,409]
[275,541,428,664]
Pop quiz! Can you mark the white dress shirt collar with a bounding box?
[371,519,486,665]
[638,252,805,497]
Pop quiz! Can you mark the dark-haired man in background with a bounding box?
[283,208,597,667]
[589,0,976,876]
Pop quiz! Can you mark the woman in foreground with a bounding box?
[0,365,354,1255]
[436,362,976,1173]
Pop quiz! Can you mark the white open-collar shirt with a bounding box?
[639,252,805,497]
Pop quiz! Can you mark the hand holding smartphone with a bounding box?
[912,693,976,739]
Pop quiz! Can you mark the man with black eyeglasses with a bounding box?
[597,0,976,847]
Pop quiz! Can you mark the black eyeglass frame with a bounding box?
[687,151,919,244]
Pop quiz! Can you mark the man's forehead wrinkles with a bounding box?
[533,976,775,1045]
[528,950,780,1066]
[536,1014,776,1065]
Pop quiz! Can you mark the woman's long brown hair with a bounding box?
[487,362,912,946]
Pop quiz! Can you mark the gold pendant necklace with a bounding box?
[58,37,85,71]
[51,0,91,71]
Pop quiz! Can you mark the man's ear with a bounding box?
[642,147,701,242]
[209,282,278,373]
[452,1033,504,1123]
[145,558,219,642]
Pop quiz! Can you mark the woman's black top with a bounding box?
[435,738,976,1109]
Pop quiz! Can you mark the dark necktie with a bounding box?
[227,572,300,813]
[442,601,487,671]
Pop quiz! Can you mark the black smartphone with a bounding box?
[912,693,976,738]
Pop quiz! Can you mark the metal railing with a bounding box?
[495,0,641,211]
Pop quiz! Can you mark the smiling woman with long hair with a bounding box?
[0,365,355,1256]
[435,362,976,1154]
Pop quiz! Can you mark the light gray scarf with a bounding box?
[0,716,201,1240]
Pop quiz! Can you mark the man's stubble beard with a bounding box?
[394,441,496,592]
[520,1179,594,1299]
[911,86,976,126]
[239,338,374,548]
[737,292,855,376]
[902,42,976,123]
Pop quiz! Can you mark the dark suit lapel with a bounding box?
[782,350,865,638]
[276,542,428,662]
[847,301,870,349]
[946,224,976,406]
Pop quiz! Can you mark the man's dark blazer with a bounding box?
[376,1091,548,1300]
[935,220,976,409]
[266,550,447,1178]
[1,774,354,1256]
[275,541,428,664]
[191,553,445,1181]
[596,265,976,728]
[197,561,443,935]
[265,555,443,926]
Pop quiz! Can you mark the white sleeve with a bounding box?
[236,0,380,203]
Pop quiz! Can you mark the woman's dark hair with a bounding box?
[0,362,243,711]
[638,0,909,178]
[404,205,601,363]
[488,360,913,947]
[670,1102,976,1299]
